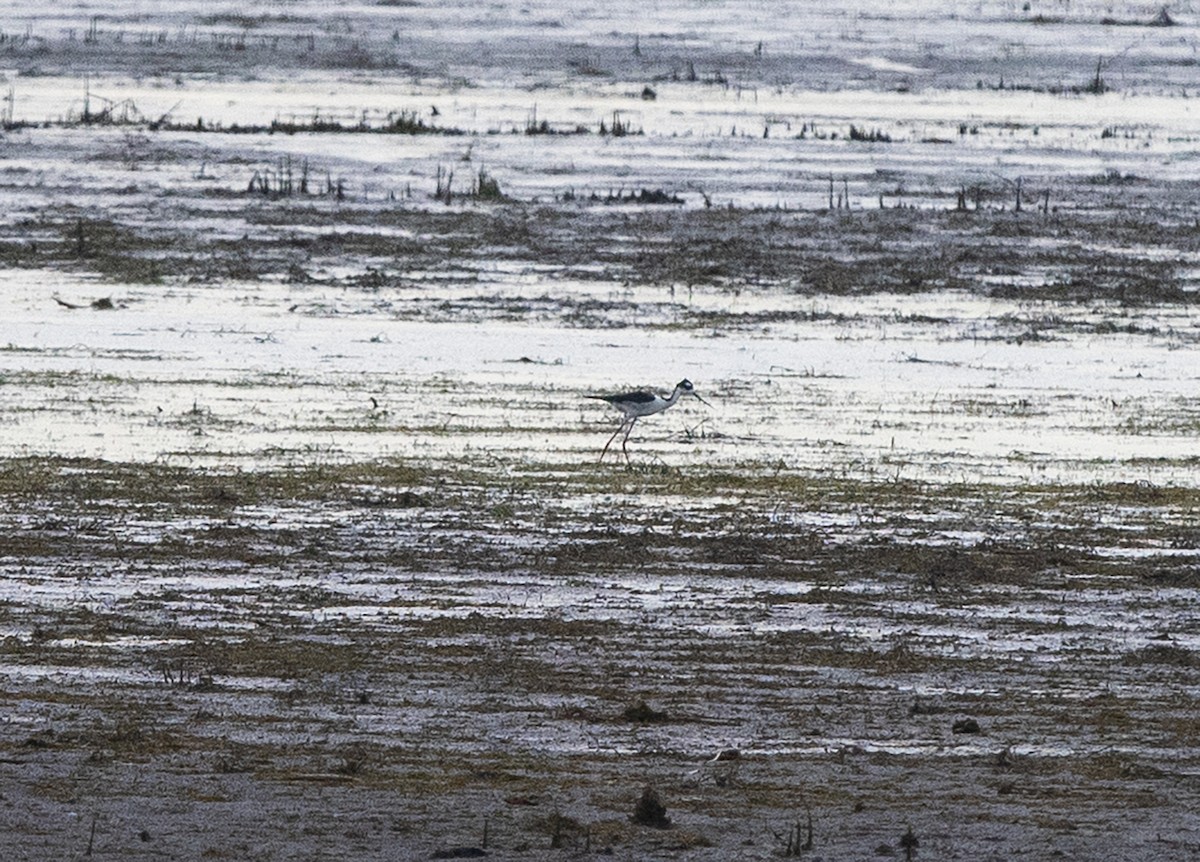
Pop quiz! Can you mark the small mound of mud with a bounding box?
[622,699,670,723]
[632,785,671,828]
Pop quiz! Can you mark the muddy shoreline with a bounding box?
[2,458,1200,859]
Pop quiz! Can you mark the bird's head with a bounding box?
[677,379,711,406]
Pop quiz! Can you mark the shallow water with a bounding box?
[4,267,1200,491]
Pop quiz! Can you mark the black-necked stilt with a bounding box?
[587,378,710,464]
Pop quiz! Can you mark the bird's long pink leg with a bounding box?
[620,417,638,465]
[599,418,631,463]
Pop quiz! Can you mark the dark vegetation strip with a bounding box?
[2,457,1199,586]
[0,204,1195,306]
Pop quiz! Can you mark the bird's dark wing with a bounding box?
[588,390,655,404]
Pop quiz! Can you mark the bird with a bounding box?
[587,379,710,464]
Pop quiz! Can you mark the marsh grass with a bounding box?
[187,636,366,681]
[4,456,1195,586]
[57,217,166,282]
[14,193,1200,304]
[0,456,425,508]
